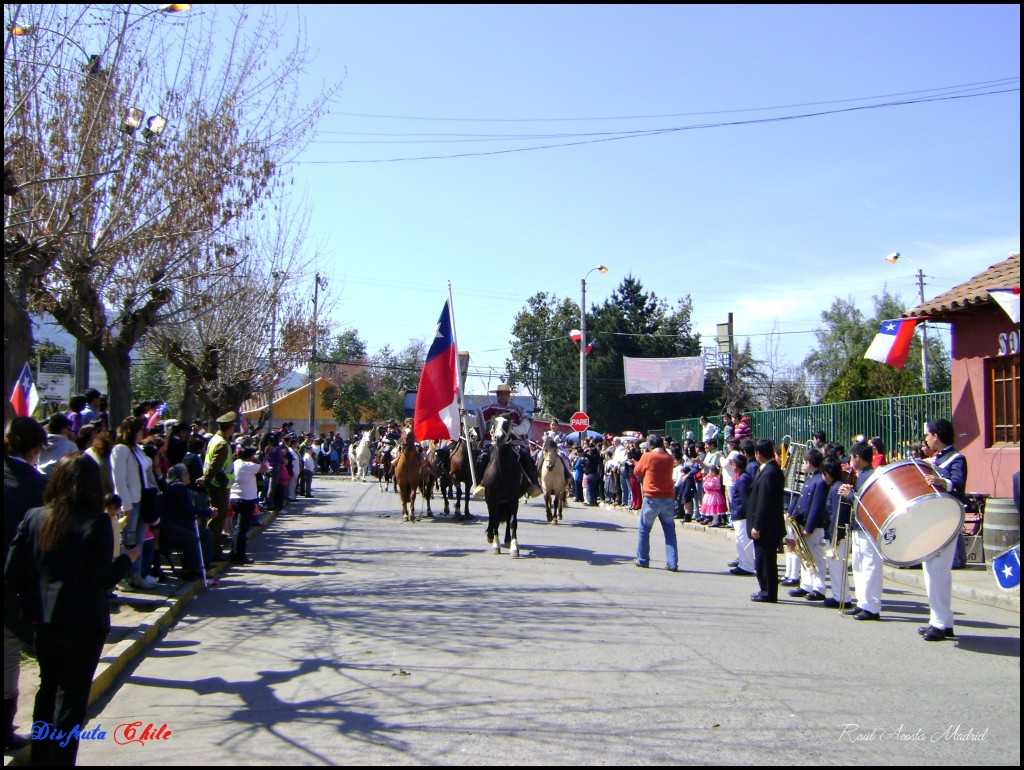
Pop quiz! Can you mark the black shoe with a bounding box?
[729,567,754,576]
[230,556,254,565]
[780,578,800,587]
[750,594,777,603]
[854,610,881,621]
[919,625,955,640]
[788,588,810,598]
[634,559,648,568]
[844,606,865,616]
[823,598,853,609]
[727,560,739,568]
[805,591,826,601]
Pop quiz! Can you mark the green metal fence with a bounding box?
[665,392,952,459]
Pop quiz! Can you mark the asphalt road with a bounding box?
[77,477,1020,766]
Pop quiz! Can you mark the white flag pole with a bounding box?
[447,282,479,488]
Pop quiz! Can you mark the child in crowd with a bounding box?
[104,492,126,562]
[699,465,727,527]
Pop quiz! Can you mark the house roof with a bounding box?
[906,252,1020,320]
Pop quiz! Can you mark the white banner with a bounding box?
[623,356,705,395]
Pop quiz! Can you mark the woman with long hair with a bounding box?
[110,417,159,590]
[4,456,139,765]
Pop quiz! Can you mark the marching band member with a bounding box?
[788,448,828,601]
[919,418,966,642]
[840,442,882,621]
[821,456,853,609]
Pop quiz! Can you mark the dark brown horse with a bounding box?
[482,415,523,556]
[442,437,475,519]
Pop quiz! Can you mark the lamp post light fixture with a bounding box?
[885,252,930,393]
[579,264,608,415]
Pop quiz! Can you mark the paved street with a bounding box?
[76,477,1020,766]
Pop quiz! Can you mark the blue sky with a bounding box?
[279,4,1019,396]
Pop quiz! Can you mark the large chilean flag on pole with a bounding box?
[414,300,461,441]
[9,363,40,417]
[864,318,919,369]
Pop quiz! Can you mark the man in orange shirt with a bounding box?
[633,435,678,571]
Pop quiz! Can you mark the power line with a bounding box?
[324,77,1018,123]
[293,86,1018,164]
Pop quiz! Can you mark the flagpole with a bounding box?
[447,282,479,488]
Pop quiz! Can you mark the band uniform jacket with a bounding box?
[745,459,785,541]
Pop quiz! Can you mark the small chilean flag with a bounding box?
[414,301,460,441]
[864,318,919,369]
[9,362,40,417]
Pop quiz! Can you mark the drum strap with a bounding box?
[936,451,962,470]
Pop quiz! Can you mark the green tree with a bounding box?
[806,290,951,402]
[504,292,580,419]
[322,372,373,425]
[584,275,709,433]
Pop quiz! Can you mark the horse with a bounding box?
[481,415,524,556]
[349,430,372,482]
[394,428,422,522]
[374,442,397,492]
[419,440,439,518]
[442,435,476,519]
[540,439,569,524]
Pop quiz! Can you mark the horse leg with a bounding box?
[487,516,500,554]
[509,512,520,558]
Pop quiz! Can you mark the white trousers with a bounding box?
[852,530,884,614]
[824,537,851,604]
[733,519,755,573]
[799,528,827,593]
[923,539,955,630]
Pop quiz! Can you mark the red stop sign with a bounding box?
[570,412,590,432]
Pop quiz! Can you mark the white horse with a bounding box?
[349,431,372,482]
[540,439,569,524]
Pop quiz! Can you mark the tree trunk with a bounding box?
[95,349,134,427]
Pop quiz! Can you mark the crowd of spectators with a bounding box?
[3,394,347,762]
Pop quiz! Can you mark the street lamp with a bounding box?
[886,252,930,393]
[579,265,608,414]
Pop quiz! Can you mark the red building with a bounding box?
[906,253,1020,498]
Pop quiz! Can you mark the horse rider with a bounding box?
[542,418,573,484]
[470,384,543,499]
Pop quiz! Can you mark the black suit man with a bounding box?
[746,439,786,602]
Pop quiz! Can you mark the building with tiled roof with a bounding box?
[906,253,1018,501]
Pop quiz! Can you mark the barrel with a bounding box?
[983,498,1020,570]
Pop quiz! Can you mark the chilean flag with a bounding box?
[864,318,919,369]
[9,363,40,417]
[414,301,460,441]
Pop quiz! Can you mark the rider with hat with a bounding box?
[471,384,542,499]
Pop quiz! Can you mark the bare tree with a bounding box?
[150,195,320,422]
[4,4,337,423]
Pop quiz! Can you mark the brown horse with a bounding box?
[394,428,422,522]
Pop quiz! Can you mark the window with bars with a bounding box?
[988,354,1020,445]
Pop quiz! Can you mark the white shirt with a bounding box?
[230,459,262,500]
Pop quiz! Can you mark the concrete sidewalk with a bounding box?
[6,490,1019,765]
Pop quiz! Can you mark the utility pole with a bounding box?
[267,271,280,429]
[308,273,325,434]
[917,268,930,393]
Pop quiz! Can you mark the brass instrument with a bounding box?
[785,514,818,572]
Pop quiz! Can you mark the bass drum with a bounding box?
[855,459,964,567]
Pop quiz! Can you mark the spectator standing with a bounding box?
[203,412,237,559]
[38,414,79,477]
[3,418,50,751]
[633,435,678,571]
[4,456,138,765]
[110,418,158,590]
